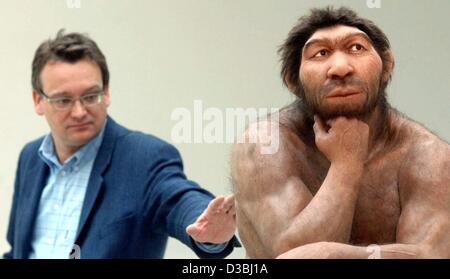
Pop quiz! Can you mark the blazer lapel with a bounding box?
[19,159,49,258]
[75,117,121,241]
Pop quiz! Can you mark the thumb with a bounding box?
[186,223,200,237]
[313,115,327,138]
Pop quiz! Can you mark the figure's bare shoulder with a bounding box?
[231,114,306,185]
[230,106,323,192]
[396,116,450,188]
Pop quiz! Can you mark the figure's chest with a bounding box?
[349,161,402,245]
[299,145,405,245]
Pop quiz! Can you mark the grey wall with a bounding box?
[0,0,448,258]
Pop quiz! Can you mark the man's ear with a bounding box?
[382,50,395,83]
[32,90,45,115]
[103,86,111,107]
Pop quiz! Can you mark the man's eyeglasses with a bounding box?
[38,90,105,111]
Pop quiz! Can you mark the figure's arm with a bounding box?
[278,138,450,259]
[395,138,450,258]
[232,117,369,258]
[276,241,424,259]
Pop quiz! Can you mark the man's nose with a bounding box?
[70,100,87,118]
[327,52,354,79]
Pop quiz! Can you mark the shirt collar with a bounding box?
[38,119,107,170]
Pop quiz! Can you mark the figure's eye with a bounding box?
[350,43,365,52]
[314,49,329,58]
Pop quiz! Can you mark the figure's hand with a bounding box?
[186,194,236,244]
[313,116,369,165]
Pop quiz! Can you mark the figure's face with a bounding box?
[33,59,110,151]
[299,25,385,120]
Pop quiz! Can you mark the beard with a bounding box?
[295,74,387,121]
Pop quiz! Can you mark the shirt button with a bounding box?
[61,171,66,177]
[73,166,79,172]
[46,238,53,245]
[53,204,60,211]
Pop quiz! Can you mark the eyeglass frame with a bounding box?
[37,89,105,111]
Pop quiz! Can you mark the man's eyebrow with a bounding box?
[303,32,373,51]
[47,85,102,97]
[82,85,103,93]
[46,91,70,98]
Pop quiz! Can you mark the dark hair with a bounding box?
[279,6,392,89]
[32,29,109,92]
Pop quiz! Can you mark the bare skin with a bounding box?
[233,107,449,258]
[187,195,236,244]
[231,25,450,259]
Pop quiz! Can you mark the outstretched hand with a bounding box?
[186,194,236,244]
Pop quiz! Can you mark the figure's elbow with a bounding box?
[272,233,308,258]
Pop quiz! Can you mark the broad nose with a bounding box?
[70,100,87,119]
[327,52,354,79]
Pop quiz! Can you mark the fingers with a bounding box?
[207,195,225,214]
[209,195,235,215]
[326,116,349,129]
[203,194,236,218]
[313,115,328,139]
[220,195,234,216]
[222,195,236,215]
[187,195,236,243]
[326,119,336,127]
[227,207,236,216]
[186,223,200,237]
[328,116,360,127]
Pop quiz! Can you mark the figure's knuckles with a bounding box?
[330,116,352,126]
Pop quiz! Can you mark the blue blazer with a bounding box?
[4,117,238,258]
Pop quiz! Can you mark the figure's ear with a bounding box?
[284,73,297,93]
[32,90,45,115]
[382,49,395,83]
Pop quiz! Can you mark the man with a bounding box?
[232,7,449,259]
[5,30,238,259]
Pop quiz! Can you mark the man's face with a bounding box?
[298,25,384,120]
[33,59,110,151]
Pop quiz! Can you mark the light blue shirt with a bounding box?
[29,122,106,259]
